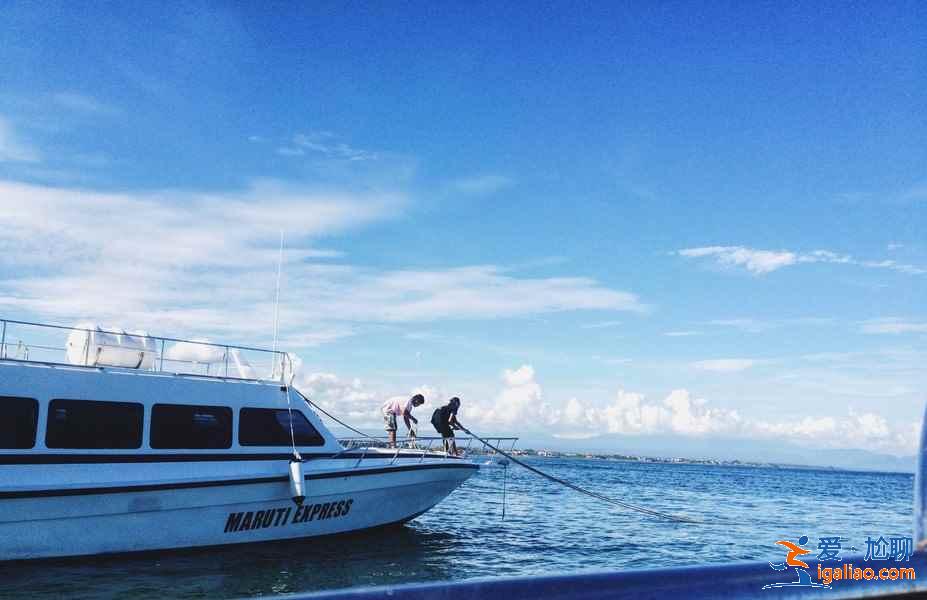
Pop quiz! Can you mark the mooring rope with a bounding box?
[298,391,380,441]
[295,392,696,523]
[283,386,301,460]
[502,461,508,520]
[460,426,699,524]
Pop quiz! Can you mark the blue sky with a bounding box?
[1,1,925,454]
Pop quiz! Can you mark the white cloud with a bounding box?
[0,180,645,345]
[663,389,743,435]
[679,246,796,274]
[0,179,398,339]
[708,318,772,333]
[503,365,536,387]
[708,317,835,334]
[297,372,381,425]
[752,410,915,454]
[855,259,927,275]
[290,131,378,162]
[664,330,701,337]
[449,174,514,196]
[332,266,645,322]
[593,356,632,365]
[581,320,622,329]
[860,318,927,335]
[692,358,756,373]
[52,92,120,116]
[292,362,919,454]
[473,365,561,428]
[539,369,916,453]
[295,371,449,435]
[276,146,305,156]
[0,117,40,163]
[679,245,926,275]
[462,367,745,437]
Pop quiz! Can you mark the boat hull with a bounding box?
[0,460,477,561]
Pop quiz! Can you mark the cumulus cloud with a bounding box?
[460,366,745,437]
[679,245,926,275]
[297,372,381,424]
[554,389,743,437]
[289,363,917,455]
[474,365,561,428]
[752,410,916,454]
[294,372,451,436]
[464,365,916,454]
[596,390,667,434]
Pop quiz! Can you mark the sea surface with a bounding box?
[0,458,913,599]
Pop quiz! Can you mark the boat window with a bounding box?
[150,404,232,449]
[46,399,143,449]
[0,396,38,449]
[239,408,325,447]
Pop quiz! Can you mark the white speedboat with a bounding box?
[0,319,478,561]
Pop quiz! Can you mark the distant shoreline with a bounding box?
[475,447,915,476]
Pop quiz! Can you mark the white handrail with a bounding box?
[0,317,291,384]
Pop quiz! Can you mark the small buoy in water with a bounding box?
[289,460,305,506]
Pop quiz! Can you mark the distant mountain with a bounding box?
[512,433,917,473]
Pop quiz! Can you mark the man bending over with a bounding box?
[382,394,425,448]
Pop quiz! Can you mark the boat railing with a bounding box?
[0,317,294,384]
[337,435,519,465]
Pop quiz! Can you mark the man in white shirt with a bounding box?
[381,393,425,448]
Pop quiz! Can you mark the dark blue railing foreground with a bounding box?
[277,552,927,600]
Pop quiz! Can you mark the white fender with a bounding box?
[289,460,305,506]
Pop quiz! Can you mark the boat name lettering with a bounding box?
[224,499,354,533]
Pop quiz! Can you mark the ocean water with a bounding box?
[0,459,913,599]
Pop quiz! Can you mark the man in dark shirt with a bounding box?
[431,397,462,455]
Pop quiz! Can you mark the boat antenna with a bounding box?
[272,230,284,357]
[271,230,300,461]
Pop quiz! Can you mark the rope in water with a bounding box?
[295,391,696,524]
[502,461,507,520]
[460,426,699,524]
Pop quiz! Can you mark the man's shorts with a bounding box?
[436,424,454,439]
[383,412,397,432]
